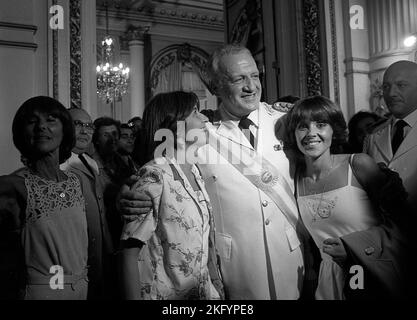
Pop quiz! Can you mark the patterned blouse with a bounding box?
[121,158,224,300]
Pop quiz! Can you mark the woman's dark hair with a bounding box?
[12,96,75,165]
[92,117,121,146]
[134,91,199,165]
[348,111,382,152]
[286,96,348,159]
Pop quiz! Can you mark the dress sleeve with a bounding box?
[120,165,163,243]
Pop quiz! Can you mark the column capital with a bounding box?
[126,26,150,42]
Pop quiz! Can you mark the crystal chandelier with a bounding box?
[96,3,130,105]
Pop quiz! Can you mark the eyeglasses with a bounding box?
[74,120,95,131]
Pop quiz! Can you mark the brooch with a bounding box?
[274,140,285,151]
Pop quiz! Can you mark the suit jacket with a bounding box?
[363,116,417,212]
[61,153,114,299]
[347,120,417,299]
[341,221,413,299]
[197,103,305,300]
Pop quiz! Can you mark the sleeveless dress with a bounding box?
[20,169,89,300]
[297,155,381,300]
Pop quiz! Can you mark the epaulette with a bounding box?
[368,117,390,133]
[272,102,294,113]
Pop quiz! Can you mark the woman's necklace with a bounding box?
[302,155,335,222]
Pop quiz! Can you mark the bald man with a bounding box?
[61,108,99,174]
[364,60,417,212]
[61,108,115,300]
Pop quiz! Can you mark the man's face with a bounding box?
[216,52,262,119]
[70,109,94,154]
[96,125,119,155]
[118,127,135,155]
[383,64,417,119]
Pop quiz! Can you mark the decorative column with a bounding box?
[368,0,417,66]
[126,27,149,118]
[80,0,97,119]
[341,0,371,118]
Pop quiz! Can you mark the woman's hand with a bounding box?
[323,238,347,268]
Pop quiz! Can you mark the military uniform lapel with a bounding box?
[216,120,254,150]
[256,103,274,155]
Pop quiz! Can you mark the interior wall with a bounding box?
[0,0,49,175]
[96,4,224,122]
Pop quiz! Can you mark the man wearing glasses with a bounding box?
[60,108,98,174]
[61,108,115,300]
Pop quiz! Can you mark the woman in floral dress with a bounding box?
[120,91,224,300]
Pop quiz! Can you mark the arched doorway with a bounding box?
[149,43,218,110]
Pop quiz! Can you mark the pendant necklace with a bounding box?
[303,155,335,222]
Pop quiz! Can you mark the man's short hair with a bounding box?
[207,44,252,91]
[92,117,121,145]
[128,116,142,124]
[120,123,131,130]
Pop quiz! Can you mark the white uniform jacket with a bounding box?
[197,103,305,300]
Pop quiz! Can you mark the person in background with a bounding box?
[92,117,136,248]
[120,91,224,300]
[364,60,417,213]
[287,96,413,299]
[127,116,143,136]
[118,123,139,172]
[61,108,98,174]
[0,96,88,299]
[60,108,114,300]
[347,111,383,153]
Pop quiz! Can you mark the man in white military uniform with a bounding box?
[119,45,309,299]
[364,61,417,213]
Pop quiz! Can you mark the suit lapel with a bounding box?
[64,153,95,179]
[374,122,393,162]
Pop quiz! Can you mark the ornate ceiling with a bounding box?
[96,0,224,32]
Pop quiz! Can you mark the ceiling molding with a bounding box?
[97,7,224,32]
[97,0,223,12]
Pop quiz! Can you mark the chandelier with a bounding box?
[96,3,130,105]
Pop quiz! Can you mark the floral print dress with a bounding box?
[121,158,224,300]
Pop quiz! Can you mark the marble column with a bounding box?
[127,27,148,118]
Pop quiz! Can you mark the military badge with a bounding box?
[274,140,285,151]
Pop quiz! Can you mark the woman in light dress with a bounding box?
[0,96,88,300]
[120,91,224,300]
[287,96,409,299]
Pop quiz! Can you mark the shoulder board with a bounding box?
[272,102,294,113]
[261,103,278,115]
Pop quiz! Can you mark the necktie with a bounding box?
[391,120,407,155]
[79,153,95,176]
[239,116,255,148]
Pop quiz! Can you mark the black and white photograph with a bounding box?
[0,0,416,312]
